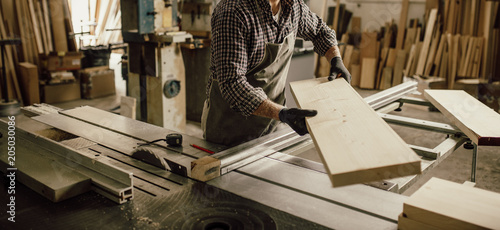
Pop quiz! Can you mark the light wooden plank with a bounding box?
[343,45,354,69]
[350,64,360,87]
[433,34,446,74]
[28,0,44,54]
[404,44,416,77]
[424,30,440,76]
[18,62,40,105]
[360,58,376,89]
[396,0,409,50]
[290,78,421,187]
[398,214,440,230]
[416,9,437,76]
[381,67,393,90]
[120,96,136,119]
[424,90,500,145]
[472,37,483,78]
[403,177,500,229]
[35,0,49,54]
[375,47,389,89]
[49,0,68,52]
[449,34,460,89]
[333,0,340,31]
[386,48,397,68]
[392,50,407,86]
[42,0,53,52]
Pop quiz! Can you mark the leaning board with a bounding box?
[424,90,500,145]
[403,177,500,229]
[290,78,421,187]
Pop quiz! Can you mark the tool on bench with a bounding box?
[132,133,183,170]
[137,133,183,147]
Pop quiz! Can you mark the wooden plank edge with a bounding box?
[191,156,221,182]
[328,160,421,187]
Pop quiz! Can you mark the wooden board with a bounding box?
[120,96,136,119]
[403,177,500,229]
[386,48,397,68]
[396,0,409,50]
[290,78,421,187]
[49,0,68,52]
[360,58,376,89]
[343,45,354,69]
[18,62,40,105]
[0,142,92,202]
[350,64,360,87]
[381,67,393,90]
[416,9,437,76]
[398,214,440,230]
[424,90,500,145]
[392,50,407,86]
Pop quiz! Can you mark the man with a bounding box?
[201,0,351,146]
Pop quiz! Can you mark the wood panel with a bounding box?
[398,214,440,230]
[396,0,409,50]
[290,78,421,187]
[416,9,437,76]
[350,64,360,87]
[424,90,500,145]
[393,50,407,86]
[360,58,376,89]
[18,62,40,105]
[403,177,500,229]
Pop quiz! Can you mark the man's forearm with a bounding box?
[252,99,283,120]
[325,46,341,62]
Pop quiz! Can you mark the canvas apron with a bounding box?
[202,32,296,146]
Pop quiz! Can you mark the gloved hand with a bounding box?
[328,56,352,84]
[279,108,317,136]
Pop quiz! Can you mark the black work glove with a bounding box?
[328,56,352,84]
[279,108,318,136]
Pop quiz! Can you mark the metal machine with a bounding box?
[121,0,192,132]
[1,80,483,229]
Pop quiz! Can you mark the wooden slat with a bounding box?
[290,78,421,187]
[416,9,437,76]
[424,90,500,145]
[398,214,440,230]
[386,48,397,68]
[403,177,500,229]
[396,0,409,50]
[360,58,376,89]
[380,67,393,90]
[350,64,360,87]
[49,0,68,52]
[424,30,441,76]
[343,45,354,69]
[28,0,44,54]
[42,0,53,52]
[392,50,407,86]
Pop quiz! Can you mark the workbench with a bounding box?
[0,81,480,229]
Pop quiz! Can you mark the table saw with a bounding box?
[0,81,476,229]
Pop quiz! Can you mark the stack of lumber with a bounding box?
[399,177,500,229]
[92,0,122,46]
[315,0,499,91]
[0,0,78,104]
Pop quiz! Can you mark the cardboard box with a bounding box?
[42,82,81,104]
[80,66,116,99]
[18,62,40,105]
[40,52,83,71]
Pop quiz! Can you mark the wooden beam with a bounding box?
[28,0,44,54]
[0,10,23,103]
[290,78,421,187]
[360,58,376,89]
[398,214,440,230]
[416,9,437,76]
[424,89,500,145]
[403,177,500,229]
[396,0,409,50]
[333,0,340,32]
[392,50,407,86]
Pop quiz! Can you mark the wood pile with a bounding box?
[0,0,78,104]
[315,0,500,91]
[92,0,122,46]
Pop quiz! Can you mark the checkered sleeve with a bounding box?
[211,8,267,116]
[296,1,337,56]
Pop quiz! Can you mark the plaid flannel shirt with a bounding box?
[208,0,337,116]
